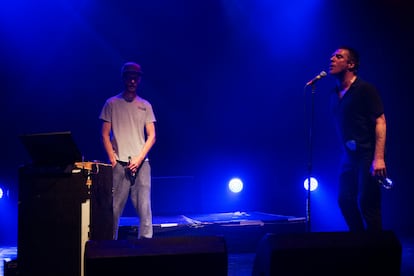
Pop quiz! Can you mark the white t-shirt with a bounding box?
[99,93,156,162]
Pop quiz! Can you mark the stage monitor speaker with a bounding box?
[84,235,228,276]
[252,230,402,276]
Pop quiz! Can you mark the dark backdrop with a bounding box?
[1,0,413,244]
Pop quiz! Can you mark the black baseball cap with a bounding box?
[121,62,143,76]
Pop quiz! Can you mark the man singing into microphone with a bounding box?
[329,46,387,232]
[99,62,156,239]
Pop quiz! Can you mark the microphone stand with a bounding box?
[305,83,317,233]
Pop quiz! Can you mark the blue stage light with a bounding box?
[304,177,318,191]
[0,186,6,199]
[229,178,243,193]
[0,183,10,199]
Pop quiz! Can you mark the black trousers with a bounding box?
[338,151,382,232]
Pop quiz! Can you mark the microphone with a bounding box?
[128,156,135,177]
[376,176,394,190]
[306,71,327,86]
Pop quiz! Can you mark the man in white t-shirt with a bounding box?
[99,62,156,239]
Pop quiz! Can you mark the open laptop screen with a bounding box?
[19,131,83,167]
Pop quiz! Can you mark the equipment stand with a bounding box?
[305,84,318,233]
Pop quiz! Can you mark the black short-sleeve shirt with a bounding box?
[331,77,384,152]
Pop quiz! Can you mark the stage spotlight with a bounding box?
[0,184,9,199]
[304,177,318,192]
[228,178,243,193]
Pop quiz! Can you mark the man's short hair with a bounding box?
[339,46,360,73]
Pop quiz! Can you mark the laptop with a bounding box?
[19,131,83,169]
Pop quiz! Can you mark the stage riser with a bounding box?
[119,221,307,253]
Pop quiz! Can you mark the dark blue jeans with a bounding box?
[112,160,153,239]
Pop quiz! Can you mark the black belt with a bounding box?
[116,160,129,166]
[117,159,149,166]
